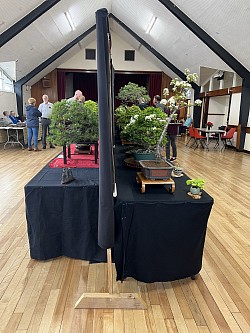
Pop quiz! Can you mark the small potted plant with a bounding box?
[186,178,205,195]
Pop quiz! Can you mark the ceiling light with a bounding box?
[146,16,157,34]
[64,11,76,31]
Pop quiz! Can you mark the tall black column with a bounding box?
[14,83,23,117]
[238,77,250,151]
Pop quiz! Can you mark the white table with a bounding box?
[198,128,225,152]
[0,126,26,149]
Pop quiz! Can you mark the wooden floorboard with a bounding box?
[0,138,249,332]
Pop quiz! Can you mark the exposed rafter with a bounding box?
[109,14,199,91]
[158,0,250,79]
[0,0,62,48]
[16,25,95,86]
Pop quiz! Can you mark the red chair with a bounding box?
[193,128,206,150]
[221,127,237,148]
[186,127,195,147]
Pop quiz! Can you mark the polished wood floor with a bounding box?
[0,138,249,333]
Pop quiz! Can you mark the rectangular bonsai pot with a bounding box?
[139,160,173,180]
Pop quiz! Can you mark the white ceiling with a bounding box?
[0,0,249,86]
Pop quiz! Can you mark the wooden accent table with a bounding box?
[136,172,175,193]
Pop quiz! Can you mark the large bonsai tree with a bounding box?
[117,82,151,105]
[49,100,99,146]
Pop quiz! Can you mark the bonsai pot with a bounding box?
[134,151,156,161]
[190,186,202,195]
[139,160,173,180]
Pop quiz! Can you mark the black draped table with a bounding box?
[25,147,213,282]
[25,167,106,262]
[113,147,214,282]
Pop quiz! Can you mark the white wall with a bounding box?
[58,32,161,72]
[207,95,230,128]
[0,91,17,117]
[229,93,241,126]
[244,133,250,150]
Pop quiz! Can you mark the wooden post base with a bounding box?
[75,292,147,309]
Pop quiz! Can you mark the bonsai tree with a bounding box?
[49,100,98,146]
[49,100,98,163]
[115,104,141,135]
[117,82,151,105]
[156,69,202,159]
[186,178,205,189]
[121,106,167,151]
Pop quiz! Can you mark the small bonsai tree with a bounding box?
[186,178,205,189]
[117,82,151,105]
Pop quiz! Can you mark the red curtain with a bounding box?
[57,70,66,101]
[148,73,162,105]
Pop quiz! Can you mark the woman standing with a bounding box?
[26,97,42,151]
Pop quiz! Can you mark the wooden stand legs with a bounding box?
[75,249,146,309]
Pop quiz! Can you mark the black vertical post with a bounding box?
[63,144,67,164]
[96,8,115,249]
[14,83,23,118]
[193,86,201,128]
[238,77,250,151]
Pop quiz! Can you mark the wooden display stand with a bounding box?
[136,172,175,193]
[75,249,146,309]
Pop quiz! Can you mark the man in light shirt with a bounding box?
[38,94,55,149]
[67,89,83,102]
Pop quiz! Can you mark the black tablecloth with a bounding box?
[113,146,213,282]
[25,167,106,262]
[25,147,213,283]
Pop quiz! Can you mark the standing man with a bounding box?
[38,94,55,149]
[67,90,83,102]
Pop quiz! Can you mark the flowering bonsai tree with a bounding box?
[156,69,202,159]
[115,105,141,131]
[121,107,167,151]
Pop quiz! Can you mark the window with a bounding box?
[0,68,14,92]
[85,49,96,60]
[125,50,135,61]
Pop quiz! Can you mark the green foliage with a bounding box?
[49,100,98,146]
[117,82,151,105]
[186,178,205,189]
[121,107,167,150]
[115,105,141,131]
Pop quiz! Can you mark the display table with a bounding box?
[25,146,213,282]
[0,126,26,149]
[25,167,106,262]
[113,147,213,282]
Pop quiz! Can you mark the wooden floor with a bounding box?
[0,138,249,333]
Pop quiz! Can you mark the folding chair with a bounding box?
[186,127,195,147]
[193,128,206,150]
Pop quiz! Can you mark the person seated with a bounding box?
[179,114,193,134]
[9,111,20,125]
[2,111,13,125]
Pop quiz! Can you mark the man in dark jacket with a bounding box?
[165,109,180,161]
[26,97,42,151]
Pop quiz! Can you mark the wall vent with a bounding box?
[85,49,96,60]
[125,50,135,61]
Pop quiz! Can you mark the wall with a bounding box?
[30,70,58,109]
[207,95,230,128]
[58,32,161,72]
[0,92,17,115]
